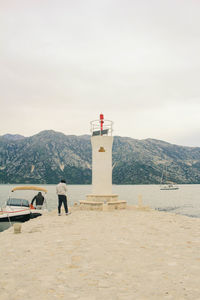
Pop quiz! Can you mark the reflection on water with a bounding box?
[0,221,24,233]
[0,222,12,232]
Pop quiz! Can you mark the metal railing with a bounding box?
[90,119,113,136]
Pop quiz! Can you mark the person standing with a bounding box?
[56,179,70,216]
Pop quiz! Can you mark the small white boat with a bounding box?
[160,183,179,190]
[0,186,48,223]
[160,165,179,191]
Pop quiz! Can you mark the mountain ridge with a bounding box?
[0,130,200,184]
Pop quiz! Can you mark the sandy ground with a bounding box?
[0,206,200,300]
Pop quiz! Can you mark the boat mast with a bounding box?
[160,165,164,184]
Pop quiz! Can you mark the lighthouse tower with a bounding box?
[91,113,113,195]
[80,114,126,210]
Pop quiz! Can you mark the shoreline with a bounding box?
[0,206,200,299]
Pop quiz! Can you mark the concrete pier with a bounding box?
[1,207,200,299]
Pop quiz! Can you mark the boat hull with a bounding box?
[160,187,179,190]
[30,211,42,219]
[0,208,44,223]
[161,189,179,191]
[0,212,31,223]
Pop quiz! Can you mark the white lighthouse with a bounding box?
[80,114,126,210]
[91,114,113,195]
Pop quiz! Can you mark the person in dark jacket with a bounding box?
[31,192,44,209]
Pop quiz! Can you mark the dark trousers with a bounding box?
[58,195,68,214]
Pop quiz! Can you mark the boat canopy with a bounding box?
[11,186,47,193]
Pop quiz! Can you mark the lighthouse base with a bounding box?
[79,194,127,211]
[86,194,119,203]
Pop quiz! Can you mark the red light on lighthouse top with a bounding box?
[90,115,113,136]
[100,113,104,131]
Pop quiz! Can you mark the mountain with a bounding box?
[112,137,200,184]
[0,130,200,184]
[2,134,25,141]
[0,130,91,184]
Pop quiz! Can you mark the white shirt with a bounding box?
[56,182,67,195]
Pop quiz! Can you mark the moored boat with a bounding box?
[0,186,48,223]
[160,165,179,191]
[160,183,179,190]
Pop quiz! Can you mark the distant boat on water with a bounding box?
[160,165,179,190]
[160,183,179,190]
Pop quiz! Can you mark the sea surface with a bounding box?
[1,184,200,231]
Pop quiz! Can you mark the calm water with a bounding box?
[1,184,200,231]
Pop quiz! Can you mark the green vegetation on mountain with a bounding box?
[0,130,200,184]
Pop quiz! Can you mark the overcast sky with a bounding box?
[1,0,200,147]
